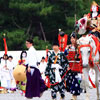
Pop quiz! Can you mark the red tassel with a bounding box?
[3,38,7,55]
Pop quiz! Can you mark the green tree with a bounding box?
[33,36,52,50]
[0,30,27,51]
[0,0,99,50]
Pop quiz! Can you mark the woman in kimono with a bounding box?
[65,32,82,100]
[17,51,27,95]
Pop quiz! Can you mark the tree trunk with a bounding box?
[12,18,23,29]
[40,22,46,42]
[26,20,32,35]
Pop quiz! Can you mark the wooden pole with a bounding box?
[40,22,46,42]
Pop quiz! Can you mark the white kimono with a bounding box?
[39,61,47,80]
[0,60,14,89]
[26,46,38,75]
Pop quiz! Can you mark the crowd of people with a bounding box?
[0,31,97,100]
[0,46,47,95]
[0,54,15,93]
[0,1,99,100]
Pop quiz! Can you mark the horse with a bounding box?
[77,34,100,100]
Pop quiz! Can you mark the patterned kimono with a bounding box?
[45,51,69,99]
[64,45,82,96]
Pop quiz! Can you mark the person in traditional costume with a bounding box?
[17,51,27,95]
[19,51,27,64]
[8,56,14,70]
[0,54,14,93]
[65,32,82,100]
[75,1,100,59]
[39,57,47,80]
[25,39,47,99]
[90,1,100,18]
[45,41,69,100]
[75,1,100,39]
[75,1,100,63]
[88,1,100,40]
[7,56,16,92]
[58,29,68,52]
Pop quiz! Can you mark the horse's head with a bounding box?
[79,45,92,67]
[77,35,93,67]
[75,17,87,35]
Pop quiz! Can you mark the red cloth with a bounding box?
[87,13,91,18]
[66,51,82,73]
[18,59,25,64]
[89,76,96,88]
[45,76,50,88]
[0,87,4,89]
[89,34,100,54]
[16,81,19,84]
[58,34,68,52]
[45,49,49,62]
[99,44,100,52]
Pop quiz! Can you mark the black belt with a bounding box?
[30,66,35,69]
[26,65,35,70]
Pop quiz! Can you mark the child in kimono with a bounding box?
[45,41,69,100]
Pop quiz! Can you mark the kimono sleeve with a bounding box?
[45,56,52,76]
[61,53,69,72]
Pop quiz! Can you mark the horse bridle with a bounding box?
[78,44,94,67]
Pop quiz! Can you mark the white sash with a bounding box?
[51,64,62,82]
